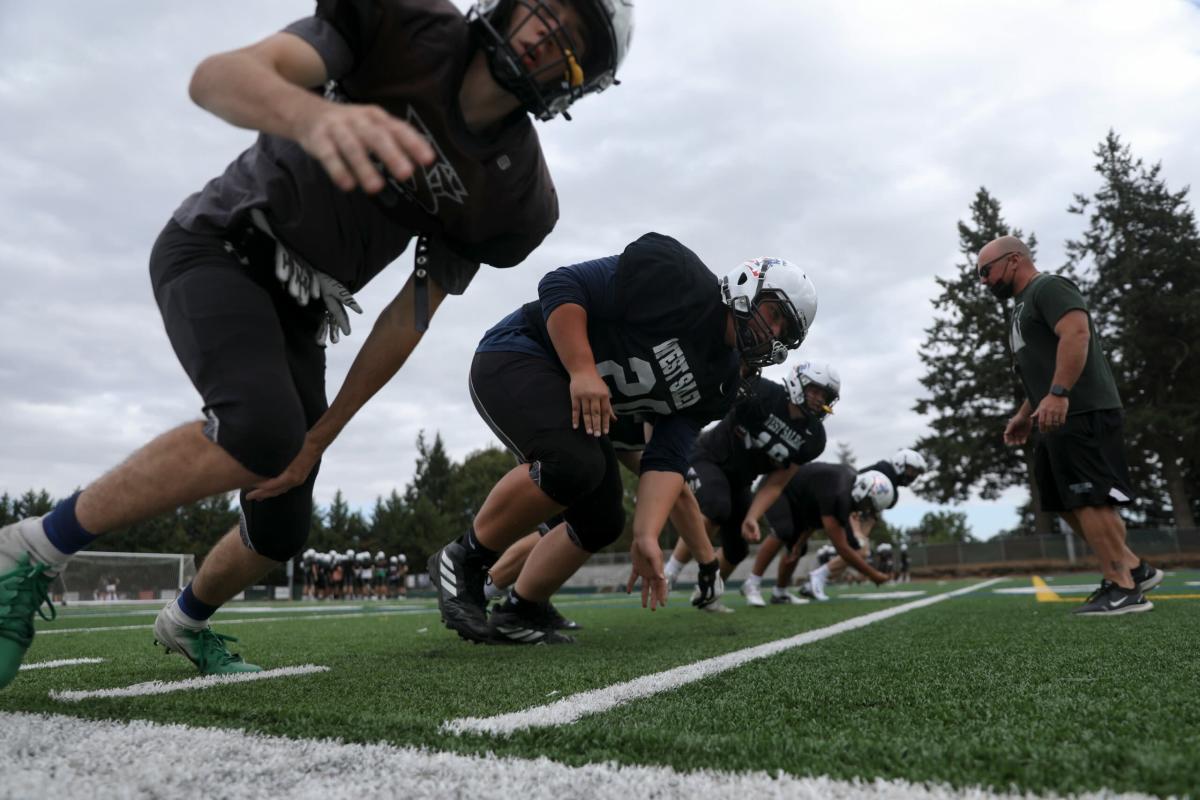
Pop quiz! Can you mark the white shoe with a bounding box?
[808,567,830,601]
[698,600,735,614]
[770,590,810,605]
[740,581,766,607]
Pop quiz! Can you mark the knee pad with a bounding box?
[237,465,320,562]
[527,430,608,505]
[208,400,306,478]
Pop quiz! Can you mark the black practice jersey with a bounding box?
[692,375,826,482]
[174,0,557,292]
[780,462,857,534]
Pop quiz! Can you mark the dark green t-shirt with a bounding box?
[1010,274,1121,414]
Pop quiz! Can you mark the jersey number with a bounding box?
[596,358,671,415]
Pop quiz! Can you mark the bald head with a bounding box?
[978,235,1032,267]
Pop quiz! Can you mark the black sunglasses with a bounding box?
[977,251,1017,280]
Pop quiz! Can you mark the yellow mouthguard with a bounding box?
[564,49,584,88]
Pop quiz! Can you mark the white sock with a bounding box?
[664,556,685,579]
[163,599,208,631]
[744,574,762,588]
[7,517,71,571]
[484,580,505,601]
[812,564,829,579]
[772,585,790,597]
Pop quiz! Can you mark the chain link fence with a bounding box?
[909,528,1200,572]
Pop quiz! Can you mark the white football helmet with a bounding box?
[470,0,634,121]
[389,556,399,565]
[891,448,928,486]
[851,470,895,517]
[375,551,386,561]
[877,542,893,553]
[785,360,841,417]
[398,554,408,564]
[721,257,817,369]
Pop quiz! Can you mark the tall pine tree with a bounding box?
[1066,131,1200,528]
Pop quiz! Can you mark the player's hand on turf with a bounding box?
[569,367,616,437]
[1031,395,1069,434]
[741,517,761,543]
[295,102,435,194]
[1003,411,1033,445]
[245,433,324,501]
[626,537,668,610]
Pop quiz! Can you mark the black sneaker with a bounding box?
[429,542,492,643]
[1082,579,1112,605]
[1072,582,1153,616]
[489,602,576,645]
[1130,561,1163,594]
[544,601,581,631]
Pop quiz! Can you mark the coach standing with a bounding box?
[977,235,1161,615]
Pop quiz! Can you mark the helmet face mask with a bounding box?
[786,361,841,417]
[721,257,817,370]
[470,0,634,121]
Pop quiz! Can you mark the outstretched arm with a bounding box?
[823,515,888,584]
[189,32,433,193]
[247,276,447,500]
[741,464,799,543]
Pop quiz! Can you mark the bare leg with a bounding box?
[513,525,591,602]
[751,535,782,578]
[488,532,541,589]
[76,422,262,534]
[473,465,565,552]
[1069,506,1136,588]
[191,526,280,606]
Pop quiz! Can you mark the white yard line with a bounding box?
[49,664,329,702]
[39,607,434,635]
[836,590,927,600]
[0,710,1155,800]
[444,579,1004,736]
[19,657,105,671]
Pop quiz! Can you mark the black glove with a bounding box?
[691,558,724,608]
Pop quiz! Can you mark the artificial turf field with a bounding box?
[3,572,1198,799]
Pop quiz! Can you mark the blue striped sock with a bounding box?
[42,492,99,555]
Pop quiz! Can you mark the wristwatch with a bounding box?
[1049,384,1070,398]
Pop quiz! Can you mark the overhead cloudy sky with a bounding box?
[2,1,1198,539]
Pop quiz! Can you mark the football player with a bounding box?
[0,0,635,687]
[666,360,838,612]
[858,448,927,507]
[429,235,817,644]
[746,464,894,604]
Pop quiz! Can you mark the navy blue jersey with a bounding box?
[174,0,557,291]
[779,462,856,534]
[478,233,740,474]
[693,375,826,482]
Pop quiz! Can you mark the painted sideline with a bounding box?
[38,607,434,636]
[49,664,329,702]
[0,711,1154,800]
[445,578,1004,736]
[19,657,104,671]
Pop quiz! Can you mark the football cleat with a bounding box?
[740,581,766,608]
[488,602,575,645]
[808,566,830,601]
[0,553,56,690]
[153,608,261,675]
[544,600,582,631]
[770,589,810,605]
[698,600,735,614]
[429,542,492,643]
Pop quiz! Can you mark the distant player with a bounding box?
[897,542,911,582]
[743,463,894,605]
[666,361,838,612]
[428,236,817,644]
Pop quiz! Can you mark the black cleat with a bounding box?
[489,602,576,645]
[1072,582,1153,616]
[1130,561,1163,594]
[544,601,581,631]
[429,542,492,643]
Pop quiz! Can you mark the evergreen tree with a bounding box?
[914,188,1054,534]
[834,441,857,469]
[1066,131,1200,528]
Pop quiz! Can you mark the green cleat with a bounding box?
[153,610,262,675]
[0,553,57,690]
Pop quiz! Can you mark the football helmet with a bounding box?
[721,257,817,369]
[375,551,386,561]
[891,448,928,486]
[877,542,893,553]
[389,556,399,565]
[398,554,408,564]
[469,0,634,121]
[851,470,895,517]
[785,360,841,417]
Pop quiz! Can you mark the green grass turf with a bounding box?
[7,575,1198,797]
